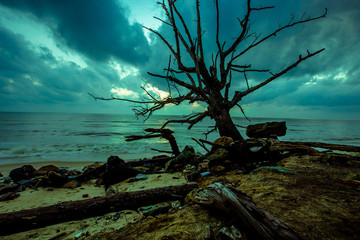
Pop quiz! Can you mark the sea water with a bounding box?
[0,112,359,165]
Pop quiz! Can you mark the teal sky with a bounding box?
[0,0,359,120]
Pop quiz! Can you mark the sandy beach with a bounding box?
[0,160,188,239]
[1,139,360,239]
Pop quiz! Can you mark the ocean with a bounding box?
[0,112,359,165]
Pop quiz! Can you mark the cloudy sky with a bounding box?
[0,0,359,120]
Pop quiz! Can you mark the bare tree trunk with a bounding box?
[213,108,243,140]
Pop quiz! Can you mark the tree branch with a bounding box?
[162,111,209,130]
[231,48,325,106]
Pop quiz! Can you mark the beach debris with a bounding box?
[217,225,245,240]
[200,171,211,177]
[2,177,11,184]
[0,183,18,195]
[246,121,287,138]
[128,173,149,183]
[17,179,38,191]
[0,192,20,202]
[102,156,139,187]
[105,186,116,196]
[252,166,295,174]
[62,180,81,189]
[47,171,68,188]
[9,165,35,183]
[138,202,171,217]
[165,145,195,172]
[74,231,89,239]
[0,183,198,236]
[269,142,319,156]
[194,182,303,240]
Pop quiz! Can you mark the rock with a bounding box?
[207,148,230,167]
[82,194,89,198]
[246,121,287,138]
[34,165,59,176]
[62,180,81,189]
[165,145,195,172]
[0,172,3,177]
[102,156,139,187]
[17,179,37,191]
[9,165,35,183]
[0,183,18,195]
[47,171,68,188]
[211,136,234,151]
[0,192,20,202]
[128,174,149,183]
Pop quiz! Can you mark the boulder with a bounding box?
[62,180,81,189]
[102,156,139,187]
[9,165,35,183]
[45,171,68,188]
[246,121,287,138]
[34,165,59,176]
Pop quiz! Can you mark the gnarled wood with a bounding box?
[0,183,198,236]
[195,183,303,240]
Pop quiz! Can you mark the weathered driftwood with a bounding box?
[281,141,360,152]
[269,142,320,155]
[126,128,180,155]
[0,183,197,236]
[195,183,303,240]
[246,121,287,138]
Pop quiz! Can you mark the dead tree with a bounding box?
[91,0,327,140]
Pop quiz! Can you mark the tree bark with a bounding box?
[195,183,303,240]
[212,108,243,140]
[0,183,197,236]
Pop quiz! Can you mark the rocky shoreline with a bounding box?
[1,131,360,239]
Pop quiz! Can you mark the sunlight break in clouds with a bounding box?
[143,84,170,100]
[111,61,139,79]
[111,87,139,99]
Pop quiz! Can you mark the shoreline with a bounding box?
[0,161,103,177]
[0,152,163,177]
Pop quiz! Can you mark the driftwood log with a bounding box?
[0,183,197,236]
[281,141,360,152]
[195,183,303,240]
[246,121,287,138]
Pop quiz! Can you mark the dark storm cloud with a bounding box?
[0,0,151,65]
[0,24,121,110]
